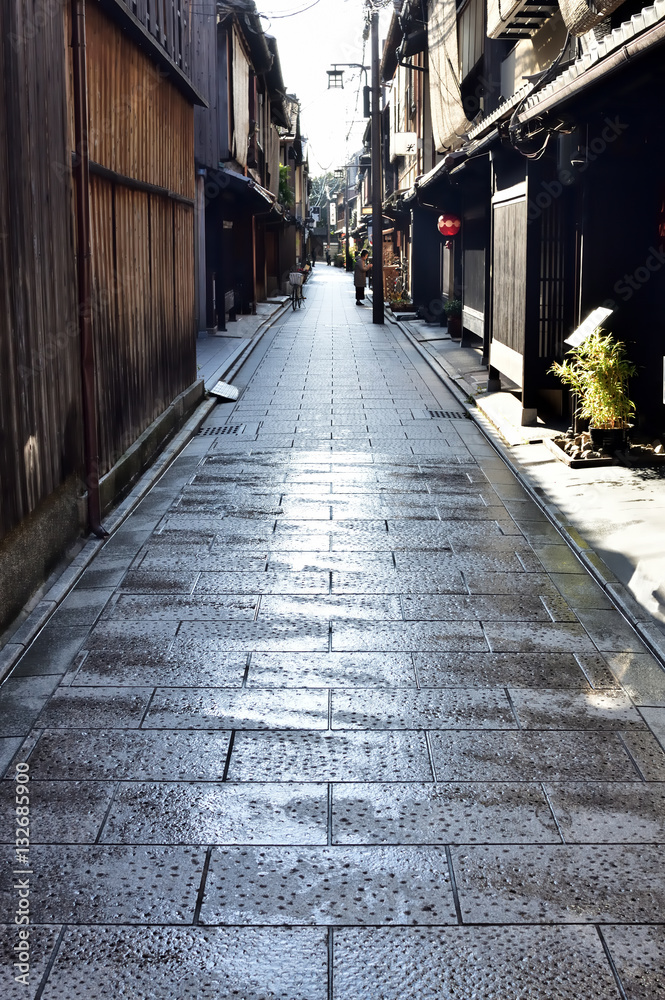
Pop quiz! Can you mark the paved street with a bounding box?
[2,266,665,997]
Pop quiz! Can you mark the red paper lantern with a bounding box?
[437,213,461,236]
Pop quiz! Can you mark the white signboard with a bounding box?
[564,306,614,347]
[392,132,418,156]
[329,202,337,228]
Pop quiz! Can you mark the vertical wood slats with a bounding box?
[86,5,194,199]
[0,0,81,541]
[118,0,188,71]
[538,195,566,359]
[84,3,195,478]
[492,198,528,354]
[1,0,197,545]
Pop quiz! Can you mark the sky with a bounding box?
[255,0,393,177]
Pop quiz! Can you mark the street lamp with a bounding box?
[326,68,345,89]
[326,63,371,117]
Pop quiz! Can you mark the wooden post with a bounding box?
[371,11,384,324]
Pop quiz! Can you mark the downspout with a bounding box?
[71,0,107,538]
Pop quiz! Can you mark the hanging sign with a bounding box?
[393,132,418,155]
[564,306,614,347]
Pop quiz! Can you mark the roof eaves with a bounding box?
[518,0,665,120]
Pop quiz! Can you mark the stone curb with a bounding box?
[0,398,217,686]
[218,296,293,387]
[0,294,294,685]
[391,311,665,671]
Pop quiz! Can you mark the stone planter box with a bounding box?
[544,436,614,469]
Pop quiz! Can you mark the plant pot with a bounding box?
[589,425,628,454]
[447,316,461,339]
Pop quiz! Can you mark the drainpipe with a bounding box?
[71,0,107,538]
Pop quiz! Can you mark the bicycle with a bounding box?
[289,271,304,310]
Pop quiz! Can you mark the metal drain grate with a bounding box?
[198,424,243,436]
[429,410,465,419]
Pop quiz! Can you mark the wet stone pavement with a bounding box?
[2,267,665,998]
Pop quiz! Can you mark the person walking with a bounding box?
[354,249,371,305]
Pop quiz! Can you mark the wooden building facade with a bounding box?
[389,0,665,432]
[0,0,202,633]
[192,0,292,331]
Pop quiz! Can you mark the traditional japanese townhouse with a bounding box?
[381,0,439,308]
[279,97,310,277]
[193,0,291,328]
[419,0,665,432]
[0,0,204,632]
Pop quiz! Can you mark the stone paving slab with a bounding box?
[428,731,641,780]
[332,926,621,999]
[101,781,328,845]
[174,619,330,652]
[0,924,61,1000]
[413,651,618,688]
[227,731,432,782]
[246,651,417,687]
[330,688,516,729]
[199,845,457,925]
[508,689,646,730]
[27,730,232,780]
[483,621,597,653]
[451,844,665,923]
[0,780,115,843]
[35,686,154,728]
[332,569,467,594]
[0,845,203,923]
[0,676,62,736]
[72,648,247,687]
[602,925,665,1000]
[144,687,329,730]
[331,620,488,652]
[35,926,328,1000]
[400,593,557,621]
[332,781,559,845]
[603,651,665,705]
[544,781,665,842]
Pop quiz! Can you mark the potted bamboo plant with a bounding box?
[549,328,637,453]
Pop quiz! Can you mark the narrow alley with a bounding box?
[2,268,664,998]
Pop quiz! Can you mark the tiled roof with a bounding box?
[467,0,665,140]
[465,85,532,142]
[519,0,665,117]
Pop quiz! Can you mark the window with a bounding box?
[458,0,484,82]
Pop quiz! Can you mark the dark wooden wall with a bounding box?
[492,197,527,355]
[76,2,196,477]
[0,0,82,543]
[192,7,219,168]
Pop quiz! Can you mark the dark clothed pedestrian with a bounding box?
[354,250,371,305]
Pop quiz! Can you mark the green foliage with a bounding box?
[443,298,462,317]
[279,165,294,208]
[549,328,637,429]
